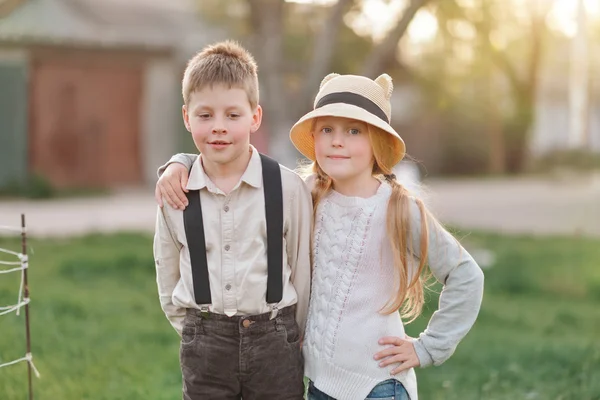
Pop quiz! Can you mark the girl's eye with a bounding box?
[229,114,240,119]
[198,114,210,119]
[320,127,332,134]
[349,128,361,135]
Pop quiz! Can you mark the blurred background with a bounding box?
[0,0,599,399]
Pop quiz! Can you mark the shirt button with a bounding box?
[225,284,232,291]
[224,244,230,251]
[224,205,229,212]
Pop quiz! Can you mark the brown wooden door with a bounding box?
[29,53,143,188]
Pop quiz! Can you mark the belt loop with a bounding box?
[196,311,206,334]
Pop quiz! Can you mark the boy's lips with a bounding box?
[327,155,350,160]
[208,140,231,149]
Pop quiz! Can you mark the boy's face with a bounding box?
[183,84,262,167]
[313,116,374,183]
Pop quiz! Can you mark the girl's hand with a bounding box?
[155,163,189,209]
[374,335,420,375]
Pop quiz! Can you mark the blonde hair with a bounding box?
[300,122,433,323]
[182,40,259,108]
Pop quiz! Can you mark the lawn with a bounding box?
[0,231,599,400]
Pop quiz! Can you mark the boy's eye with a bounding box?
[320,127,332,134]
[229,113,240,119]
[198,113,211,119]
[349,128,361,135]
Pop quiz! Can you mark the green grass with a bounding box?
[1,231,599,399]
[405,231,600,400]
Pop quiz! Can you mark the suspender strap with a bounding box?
[183,153,284,305]
[184,187,211,304]
[260,153,284,304]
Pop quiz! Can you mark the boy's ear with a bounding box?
[182,105,192,132]
[250,105,263,134]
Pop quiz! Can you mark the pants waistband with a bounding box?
[185,304,296,322]
[184,305,297,336]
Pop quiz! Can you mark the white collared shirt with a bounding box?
[154,146,313,335]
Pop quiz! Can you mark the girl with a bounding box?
[155,73,484,400]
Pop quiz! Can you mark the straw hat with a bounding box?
[290,73,406,168]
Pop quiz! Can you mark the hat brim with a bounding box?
[290,103,406,168]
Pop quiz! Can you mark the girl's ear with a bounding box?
[374,74,393,100]
[320,73,340,89]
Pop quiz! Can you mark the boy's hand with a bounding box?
[374,335,420,375]
[155,163,190,209]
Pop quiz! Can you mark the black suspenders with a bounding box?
[260,154,284,303]
[183,154,284,306]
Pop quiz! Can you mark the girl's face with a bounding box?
[313,116,374,184]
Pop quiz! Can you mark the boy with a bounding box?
[153,41,311,400]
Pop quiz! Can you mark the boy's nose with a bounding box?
[212,119,227,134]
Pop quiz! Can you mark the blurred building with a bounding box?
[531,35,600,155]
[0,0,223,189]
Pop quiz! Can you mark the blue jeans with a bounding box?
[307,379,410,400]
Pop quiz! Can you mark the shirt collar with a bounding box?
[186,145,262,191]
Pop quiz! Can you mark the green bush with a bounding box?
[0,175,109,199]
[532,149,600,172]
[0,174,55,199]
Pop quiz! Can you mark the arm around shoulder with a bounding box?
[157,153,198,178]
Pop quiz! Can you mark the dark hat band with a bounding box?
[315,91,389,124]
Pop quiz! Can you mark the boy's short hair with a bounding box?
[182,40,259,109]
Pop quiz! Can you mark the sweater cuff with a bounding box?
[412,338,434,368]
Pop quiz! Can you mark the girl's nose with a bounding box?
[331,131,344,147]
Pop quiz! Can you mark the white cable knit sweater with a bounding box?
[303,182,484,400]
